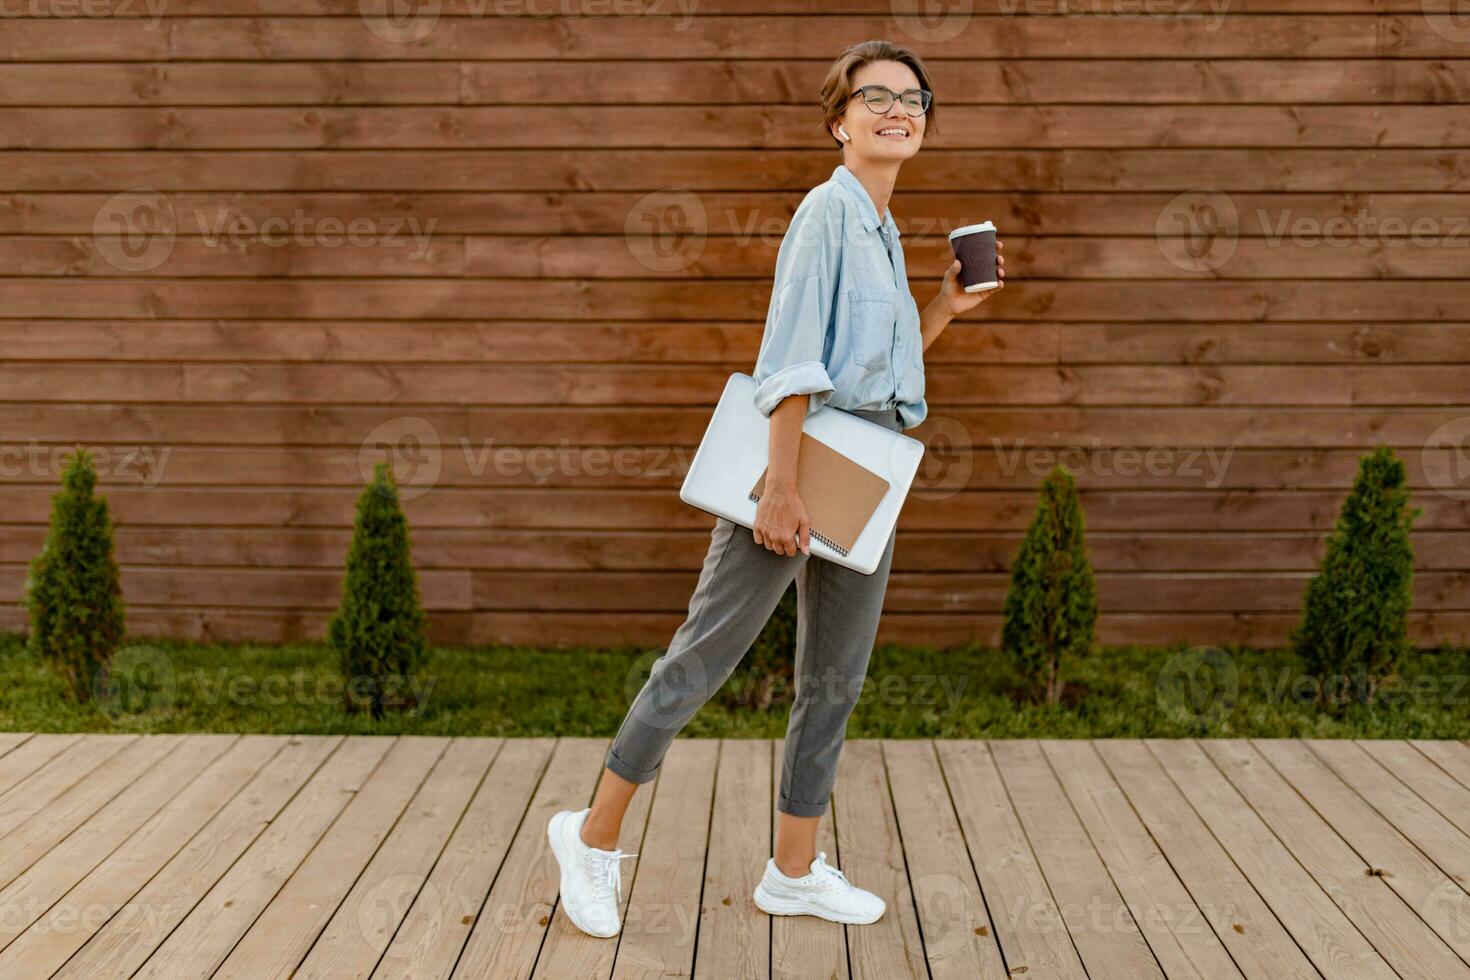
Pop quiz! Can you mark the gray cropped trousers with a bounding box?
[605,405,903,817]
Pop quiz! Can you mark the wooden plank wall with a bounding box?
[1,2,1468,650]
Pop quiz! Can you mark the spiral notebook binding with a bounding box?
[747,490,850,557]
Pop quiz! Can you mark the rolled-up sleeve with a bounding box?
[751,193,839,417]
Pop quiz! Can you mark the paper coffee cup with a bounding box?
[948,221,999,292]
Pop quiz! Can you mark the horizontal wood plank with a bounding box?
[0,445,1464,495]
[2,603,1468,648]
[2,16,1465,62]
[7,105,1470,149]
[3,526,1470,574]
[7,235,1470,279]
[5,193,1469,236]
[3,150,1470,193]
[1,485,1467,531]
[6,362,1470,405]
[4,59,1470,107]
[0,0,1445,14]
[6,319,1470,365]
[3,278,1468,320]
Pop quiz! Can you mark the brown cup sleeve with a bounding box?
[951,231,998,289]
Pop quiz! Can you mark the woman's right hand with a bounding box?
[752,483,810,557]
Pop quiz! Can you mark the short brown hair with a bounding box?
[819,40,938,150]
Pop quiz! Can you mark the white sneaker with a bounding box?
[547,807,639,938]
[753,850,886,925]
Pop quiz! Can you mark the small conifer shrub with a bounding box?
[24,448,125,701]
[1001,465,1098,703]
[327,462,428,717]
[1290,445,1420,704]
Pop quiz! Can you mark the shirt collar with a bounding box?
[831,163,901,238]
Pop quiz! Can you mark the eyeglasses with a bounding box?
[846,84,931,117]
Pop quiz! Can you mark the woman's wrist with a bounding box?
[766,473,800,493]
[921,295,956,338]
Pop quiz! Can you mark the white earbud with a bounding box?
[838,125,850,142]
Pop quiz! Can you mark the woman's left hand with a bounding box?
[936,239,1005,318]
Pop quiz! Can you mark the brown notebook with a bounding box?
[748,432,891,557]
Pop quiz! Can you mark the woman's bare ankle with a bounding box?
[775,854,814,879]
[579,815,620,851]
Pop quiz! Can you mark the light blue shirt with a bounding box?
[751,163,927,430]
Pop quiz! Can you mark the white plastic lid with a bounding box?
[948,221,995,239]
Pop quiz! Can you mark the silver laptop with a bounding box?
[679,373,926,575]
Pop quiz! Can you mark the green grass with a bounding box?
[1,630,1467,738]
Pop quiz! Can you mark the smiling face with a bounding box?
[831,59,927,164]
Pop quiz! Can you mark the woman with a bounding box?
[547,39,1005,937]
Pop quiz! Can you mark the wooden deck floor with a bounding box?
[0,735,1468,979]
